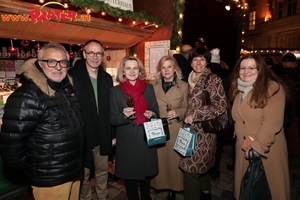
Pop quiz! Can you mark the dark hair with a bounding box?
[229,53,287,108]
[188,46,211,64]
[83,39,104,50]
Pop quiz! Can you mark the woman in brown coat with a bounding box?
[150,55,188,200]
[180,46,227,200]
[229,53,290,200]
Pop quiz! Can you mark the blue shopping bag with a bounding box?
[173,126,197,156]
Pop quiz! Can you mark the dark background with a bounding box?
[182,0,237,68]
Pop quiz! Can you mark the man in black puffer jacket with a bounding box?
[0,43,85,200]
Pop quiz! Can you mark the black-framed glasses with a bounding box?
[39,59,69,68]
[84,50,104,57]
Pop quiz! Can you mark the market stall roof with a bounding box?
[0,0,158,49]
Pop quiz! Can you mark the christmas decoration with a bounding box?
[69,44,75,60]
[106,46,111,61]
[65,0,164,26]
[20,40,30,47]
[35,42,41,54]
[8,39,18,57]
[171,0,185,50]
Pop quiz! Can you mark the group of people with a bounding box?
[0,39,292,200]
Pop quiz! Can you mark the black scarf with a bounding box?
[161,74,177,93]
[75,61,110,152]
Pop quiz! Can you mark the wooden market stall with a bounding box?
[0,0,176,198]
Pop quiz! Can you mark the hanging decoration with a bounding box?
[35,42,41,54]
[106,46,111,61]
[69,44,75,60]
[8,39,18,57]
[20,40,30,47]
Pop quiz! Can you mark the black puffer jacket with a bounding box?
[0,59,85,187]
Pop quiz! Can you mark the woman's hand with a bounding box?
[123,107,135,118]
[184,115,193,124]
[166,110,178,120]
[242,136,253,151]
[144,110,154,119]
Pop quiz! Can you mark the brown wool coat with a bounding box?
[150,78,188,191]
[232,81,290,200]
[178,68,227,174]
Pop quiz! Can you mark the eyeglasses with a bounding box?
[39,59,69,68]
[84,50,104,57]
[239,67,257,72]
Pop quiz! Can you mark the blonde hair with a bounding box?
[156,55,183,79]
[116,56,146,82]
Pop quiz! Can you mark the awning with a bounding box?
[0,0,157,49]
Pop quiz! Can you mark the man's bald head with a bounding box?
[181,44,192,59]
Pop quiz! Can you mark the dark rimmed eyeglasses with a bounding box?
[84,50,104,57]
[39,59,69,68]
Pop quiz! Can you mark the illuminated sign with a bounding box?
[1,2,91,28]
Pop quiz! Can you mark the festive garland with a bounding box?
[67,0,164,26]
[171,0,185,50]
[63,0,184,50]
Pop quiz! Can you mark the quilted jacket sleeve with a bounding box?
[0,87,42,169]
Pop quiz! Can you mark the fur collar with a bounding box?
[21,58,55,97]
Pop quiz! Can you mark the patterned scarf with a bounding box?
[188,70,202,91]
[120,78,148,124]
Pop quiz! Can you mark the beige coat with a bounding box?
[150,78,188,191]
[232,81,290,200]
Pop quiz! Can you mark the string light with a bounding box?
[86,9,91,14]
[118,18,122,22]
[145,21,149,25]
[39,0,44,3]
[225,0,248,11]
[132,21,136,25]
[64,3,68,9]
[179,13,183,19]
[101,12,106,16]
[155,24,158,28]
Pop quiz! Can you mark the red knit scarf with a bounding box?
[120,78,148,124]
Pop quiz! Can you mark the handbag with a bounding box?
[173,125,197,157]
[200,74,233,133]
[143,119,167,146]
[239,149,271,200]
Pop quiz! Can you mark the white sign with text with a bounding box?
[99,0,133,11]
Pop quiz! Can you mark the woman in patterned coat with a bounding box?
[180,46,227,200]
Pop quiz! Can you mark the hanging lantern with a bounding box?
[106,46,111,61]
[8,39,18,57]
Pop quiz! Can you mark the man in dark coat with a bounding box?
[0,43,84,200]
[173,44,192,82]
[69,40,114,200]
